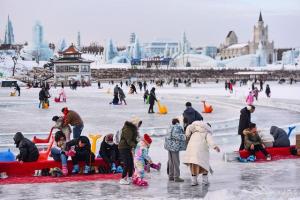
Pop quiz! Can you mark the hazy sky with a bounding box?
[1,0,300,48]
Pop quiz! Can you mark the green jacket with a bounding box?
[118,121,138,150]
[243,128,263,150]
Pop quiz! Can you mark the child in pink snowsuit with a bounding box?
[246,91,254,105]
[133,134,153,186]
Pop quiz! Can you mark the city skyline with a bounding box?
[1,0,300,48]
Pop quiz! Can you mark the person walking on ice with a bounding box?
[183,121,220,186]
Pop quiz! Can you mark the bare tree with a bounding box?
[12,54,19,77]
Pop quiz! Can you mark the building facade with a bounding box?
[53,44,93,86]
[219,12,275,64]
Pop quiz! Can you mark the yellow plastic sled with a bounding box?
[157,100,168,114]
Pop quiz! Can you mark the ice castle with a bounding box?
[3,16,15,45]
[20,21,53,61]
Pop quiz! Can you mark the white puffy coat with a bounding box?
[183,121,217,172]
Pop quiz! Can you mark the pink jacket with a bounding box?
[246,92,254,105]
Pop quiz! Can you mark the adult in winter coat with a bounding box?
[15,83,21,96]
[164,118,186,182]
[183,102,203,131]
[183,121,220,186]
[243,123,271,160]
[62,107,84,139]
[118,117,142,185]
[265,84,271,98]
[66,136,95,174]
[118,87,127,105]
[13,132,39,162]
[238,105,255,150]
[39,87,48,108]
[148,87,157,113]
[99,134,120,171]
[50,131,68,175]
[113,85,119,96]
[270,126,290,147]
[52,116,72,141]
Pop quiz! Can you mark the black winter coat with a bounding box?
[66,136,91,157]
[238,107,251,135]
[149,91,157,105]
[118,122,138,150]
[39,89,47,101]
[183,107,203,127]
[99,137,119,164]
[270,126,290,147]
[14,133,39,162]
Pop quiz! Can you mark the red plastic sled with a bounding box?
[0,158,108,177]
[239,145,297,160]
[54,97,61,102]
[32,127,56,144]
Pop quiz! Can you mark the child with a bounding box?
[52,116,72,141]
[13,132,39,162]
[50,131,69,176]
[246,91,254,105]
[164,118,186,182]
[59,86,67,102]
[133,134,153,186]
[243,122,271,161]
[99,134,121,173]
[66,136,95,174]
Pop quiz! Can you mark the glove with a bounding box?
[65,149,76,157]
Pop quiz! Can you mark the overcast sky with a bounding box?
[1,0,299,48]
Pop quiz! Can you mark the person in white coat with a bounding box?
[183,121,220,186]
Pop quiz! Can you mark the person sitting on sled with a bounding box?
[52,116,72,141]
[133,134,153,186]
[99,134,122,173]
[270,126,290,147]
[243,123,271,161]
[50,131,70,176]
[13,132,39,162]
[66,136,95,174]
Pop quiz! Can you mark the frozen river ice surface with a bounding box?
[1,82,300,200]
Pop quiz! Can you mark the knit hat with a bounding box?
[130,116,142,128]
[143,134,152,145]
[105,134,114,143]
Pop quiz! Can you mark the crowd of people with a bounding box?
[9,78,296,188]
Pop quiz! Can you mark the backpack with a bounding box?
[113,130,122,145]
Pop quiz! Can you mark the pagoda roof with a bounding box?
[60,44,81,55]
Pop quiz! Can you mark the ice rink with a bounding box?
[1,81,300,200]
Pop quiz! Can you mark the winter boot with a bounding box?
[174,177,184,182]
[191,175,198,186]
[247,155,256,162]
[136,178,148,186]
[72,164,80,174]
[119,178,130,185]
[116,166,123,173]
[151,162,161,171]
[62,165,68,176]
[84,165,91,174]
[202,174,209,185]
[111,163,116,173]
[144,163,151,173]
